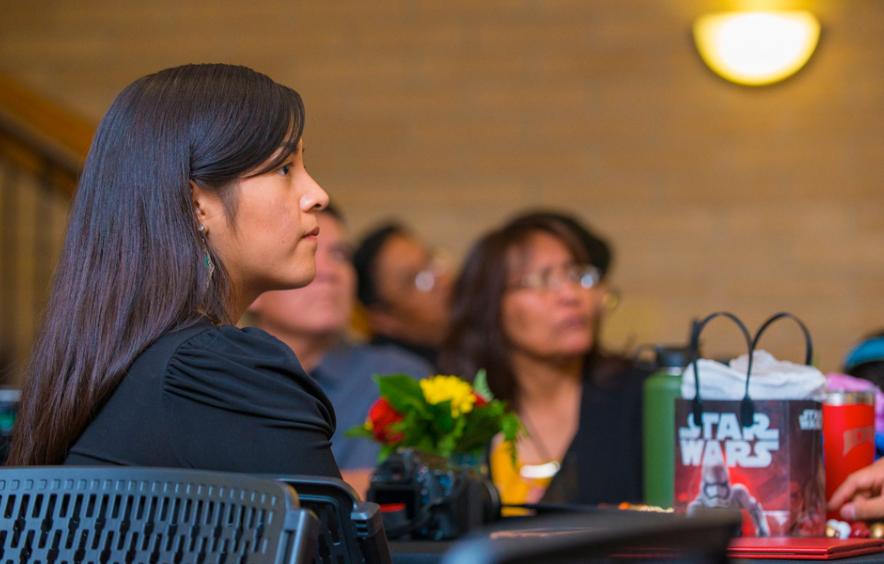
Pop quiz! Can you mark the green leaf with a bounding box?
[503,437,519,467]
[438,434,458,457]
[449,416,467,449]
[437,416,467,457]
[428,401,454,433]
[415,434,436,453]
[478,401,504,418]
[456,408,500,451]
[396,412,424,445]
[375,374,427,414]
[473,369,494,401]
[501,412,524,443]
[344,425,373,439]
[378,444,395,463]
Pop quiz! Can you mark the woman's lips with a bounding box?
[556,315,590,331]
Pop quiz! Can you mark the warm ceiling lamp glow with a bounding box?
[693,10,821,86]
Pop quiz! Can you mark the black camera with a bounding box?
[367,449,500,540]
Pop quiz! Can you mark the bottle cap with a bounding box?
[655,346,691,369]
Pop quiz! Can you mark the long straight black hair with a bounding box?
[8,64,305,465]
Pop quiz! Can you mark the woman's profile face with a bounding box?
[198,140,329,298]
[500,231,601,363]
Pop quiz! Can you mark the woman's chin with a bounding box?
[287,265,318,289]
[262,271,316,293]
[555,332,594,351]
[527,344,589,364]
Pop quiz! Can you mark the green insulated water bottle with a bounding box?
[642,345,689,508]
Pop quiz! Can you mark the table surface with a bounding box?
[386,510,884,563]
[390,540,884,563]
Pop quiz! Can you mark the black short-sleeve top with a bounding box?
[65,322,340,477]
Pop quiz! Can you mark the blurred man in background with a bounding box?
[250,204,431,494]
[353,223,452,368]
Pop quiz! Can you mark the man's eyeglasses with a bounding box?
[511,263,601,293]
[410,251,452,294]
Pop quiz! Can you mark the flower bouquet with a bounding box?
[348,370,521,465]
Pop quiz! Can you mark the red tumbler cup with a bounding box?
[824,391,876,519]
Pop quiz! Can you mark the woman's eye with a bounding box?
[277,163,292,176]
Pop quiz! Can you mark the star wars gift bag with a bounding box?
[674,312,826,537]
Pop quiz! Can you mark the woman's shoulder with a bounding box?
[163,324,335,428]
[174,324,303,367]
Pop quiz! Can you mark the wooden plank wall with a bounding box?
[0,0,881,372]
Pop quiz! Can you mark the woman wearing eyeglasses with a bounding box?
[440,211,647,508]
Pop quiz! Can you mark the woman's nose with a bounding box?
[300,173,329,211]
[553,277,583,302]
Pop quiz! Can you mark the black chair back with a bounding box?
[0,466,319,563]
[271,475,392,564]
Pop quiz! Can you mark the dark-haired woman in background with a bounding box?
[7,64,338,477]
[441,211,647,508]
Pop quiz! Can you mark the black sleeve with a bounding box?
[163,326,340,477]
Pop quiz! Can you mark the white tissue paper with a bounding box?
[680,349,826,400]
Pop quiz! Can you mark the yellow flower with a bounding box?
[420,375,476,417]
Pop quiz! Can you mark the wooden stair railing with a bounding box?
[0,74,93,196]
[0,74,95,385]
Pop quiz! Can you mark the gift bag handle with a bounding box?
[689,311,755,428]
[751,311,814,366]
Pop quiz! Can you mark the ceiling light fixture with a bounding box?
[693,10,821,86]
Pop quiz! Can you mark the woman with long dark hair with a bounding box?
[8,64,338,476]
[440,211,647,507]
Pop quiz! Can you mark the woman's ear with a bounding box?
[190,180,209,227]
[599,284,621,315]
[190,180,224,234]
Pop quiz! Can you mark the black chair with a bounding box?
[271,475,392,564]
[440,508,741,564]
[0,466,319,563]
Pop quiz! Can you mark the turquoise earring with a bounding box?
[198,224,215,279]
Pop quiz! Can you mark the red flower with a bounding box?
[473,392,488,407]
[367,397,404,443]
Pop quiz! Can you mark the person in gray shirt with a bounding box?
[250,203,431,494]
[312,341,430,469]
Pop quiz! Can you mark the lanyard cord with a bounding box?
[518,410,562,479]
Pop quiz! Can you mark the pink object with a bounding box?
[851,522,871,538]
[826,373,884,434]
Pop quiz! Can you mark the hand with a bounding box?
[828,458,884,520]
